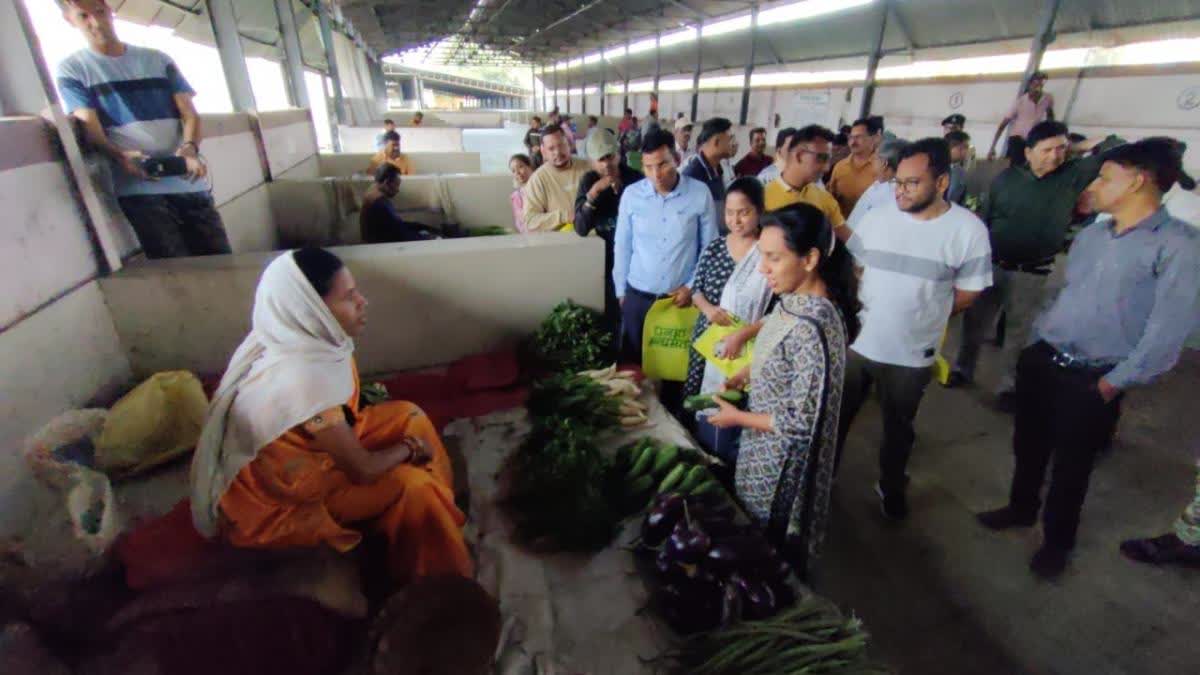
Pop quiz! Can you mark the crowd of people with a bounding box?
[507,88,1199,582]
[52,0,1200,589]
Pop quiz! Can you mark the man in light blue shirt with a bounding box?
[978,138,1200,580]
[375,119,397,150]
[614,128,718,372]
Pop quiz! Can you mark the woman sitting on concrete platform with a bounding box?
[190,248,473,585]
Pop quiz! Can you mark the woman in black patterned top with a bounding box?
[707,204,861,582]
[683,178,772,398]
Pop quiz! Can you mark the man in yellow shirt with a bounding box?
[523,124,590,232]
[763,125,845,227]
[367,131,412,176]
[828,117,882,216]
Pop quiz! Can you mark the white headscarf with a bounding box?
[191,251,357,537]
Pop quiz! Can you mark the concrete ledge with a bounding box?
[314,152,483,177]
[100,234,604,378]
[339,125,464,153]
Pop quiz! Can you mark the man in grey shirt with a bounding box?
[977,138,1200,579]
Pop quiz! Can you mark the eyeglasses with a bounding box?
[891,178,925,192]
[797,148,832,163]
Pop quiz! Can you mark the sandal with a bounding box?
[1119,534,1200,567]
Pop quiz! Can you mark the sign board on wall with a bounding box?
[782,90,834,128]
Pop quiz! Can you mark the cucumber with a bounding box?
[677,465,710,493]
[689,479,722,496]
[625,472,655,499]
[718,389,745,404]
[626,445,657,479]
[650,444,680,476]
[683,394,718,412]
[656,463,688,494]
[683,390,745,412]
[615,438,649,468]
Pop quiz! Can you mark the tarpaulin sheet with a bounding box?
[444,383,700,675]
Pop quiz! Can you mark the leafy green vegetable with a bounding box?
[507,417,622,551]
[529,301,612,374]
[526,373,620,437]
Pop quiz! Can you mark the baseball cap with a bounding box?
[586,128,619,160]
[942,113,966,127]
[674,117,693,132]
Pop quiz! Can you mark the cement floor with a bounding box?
[818,333,1200,674]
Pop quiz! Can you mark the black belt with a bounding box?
[1035,341,1114,375]
[625,285,667,301]
[996,258,1055,275]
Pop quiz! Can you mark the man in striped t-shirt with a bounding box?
[56,0,229,259]
[834,138,993,520]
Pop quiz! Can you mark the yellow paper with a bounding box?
[642,299,700,382]
[557,222,575,232]
[693,319,754,378]
[931,327,950,385]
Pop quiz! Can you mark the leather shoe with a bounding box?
[1030,546,1069,579]
[976,507,1036,531]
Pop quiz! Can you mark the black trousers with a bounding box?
[119,192,231,259]
[837,350,933,495]
[620,285,684,418]
[1008,342,1121,551]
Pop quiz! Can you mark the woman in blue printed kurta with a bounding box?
[708,204,862,582]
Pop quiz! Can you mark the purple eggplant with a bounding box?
[720,581,743,627]
[641,494,686,546]
[705,535,774,574]
[732,573,778,620]
[655,575,725,634]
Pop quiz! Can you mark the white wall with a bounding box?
[100,235,605,378]
[338,125,466,152]
[0,117,132,538]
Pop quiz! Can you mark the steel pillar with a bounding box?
[206,0,257,112]
[739,4,759,125]
[317,1,344,150]
[273,0,309,109]
[1020,0,1063,94]
[859,0,889,119]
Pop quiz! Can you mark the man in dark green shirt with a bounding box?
[950,121,1122,403]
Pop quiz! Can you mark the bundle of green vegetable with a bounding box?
[526,372,622,436]
[528,301,612,373]
[676,596,889,675]
[506,417,622,551]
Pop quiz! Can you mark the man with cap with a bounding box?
[942,113,966,135]
[674,116,695,165]
[977,138,1200,579]
[575,129,645,336]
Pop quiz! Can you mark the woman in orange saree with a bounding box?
[191,248,472,584]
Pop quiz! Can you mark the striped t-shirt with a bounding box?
[847,202,993,367]
[56,45,197,197]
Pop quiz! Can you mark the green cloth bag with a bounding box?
[641,298,700,382]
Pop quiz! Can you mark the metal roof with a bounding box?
[110,1,1200,72]
[344,0,1200,68]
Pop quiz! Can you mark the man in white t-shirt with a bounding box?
[834,138,993,520]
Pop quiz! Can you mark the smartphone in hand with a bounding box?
[141,156,189,178]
